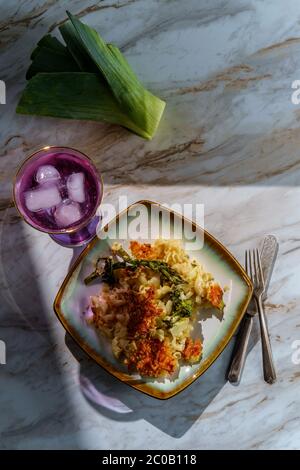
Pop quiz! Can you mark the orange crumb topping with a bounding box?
[126,287,162,337]
[120,286,177,376]
[207,283,224,309]
[182,338,202,362]
[126,338,177,377]
[130,241,158,260]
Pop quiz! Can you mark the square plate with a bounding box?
[54,200,252,399]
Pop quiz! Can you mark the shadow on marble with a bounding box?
[0,217,81,449]
[66,332,235,439]
[64,245,261,440]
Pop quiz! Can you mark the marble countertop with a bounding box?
[1,0,300,450]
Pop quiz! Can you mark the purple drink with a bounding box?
[14,146,103,247]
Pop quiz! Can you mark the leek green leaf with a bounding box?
[106,44,140,84]
[18,12,166,140]
[31,35,67,59]
[16,72,152,138]
[67,11,165,139]
[59,21,98,73]
[26,35,79,80]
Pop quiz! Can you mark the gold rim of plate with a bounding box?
[53,200,253,399]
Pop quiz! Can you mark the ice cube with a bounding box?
[54,200,82,227]
[67,172,85,203]
[36,165,60,184]
[24,185,62,212]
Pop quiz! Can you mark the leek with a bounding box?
[17,72,150,138]
[59,21,98,73]
[26,35,79,79]
[17,12,166,140]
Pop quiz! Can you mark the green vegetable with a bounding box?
[84,246,195,320]
[66,12,165,138]
[17,11,166,140]
[59,20,98,73]
[84,248,185,287]
[17,72,153,136]
[26,34,79,79]
[84,257,128,285]
[170,289,193,318]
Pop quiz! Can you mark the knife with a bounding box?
[227,235,278,384]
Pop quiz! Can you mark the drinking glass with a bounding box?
[13,146,103,247]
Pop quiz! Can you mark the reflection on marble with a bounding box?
[1,0,300,450]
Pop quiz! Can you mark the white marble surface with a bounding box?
[1,0,300,450]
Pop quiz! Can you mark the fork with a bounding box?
[246,249,276,384]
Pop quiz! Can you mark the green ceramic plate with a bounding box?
[54,200,252,399]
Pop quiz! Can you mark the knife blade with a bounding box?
[227,235,278,384]
[261,235,279,300]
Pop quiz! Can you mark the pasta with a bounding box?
[86,240,225,378]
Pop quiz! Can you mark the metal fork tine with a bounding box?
[245,250,248,275]
[253,249,258,287]
[249,249,253,284]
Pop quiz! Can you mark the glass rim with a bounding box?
[13,145,104,234]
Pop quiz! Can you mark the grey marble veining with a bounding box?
[1,0,300,450]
